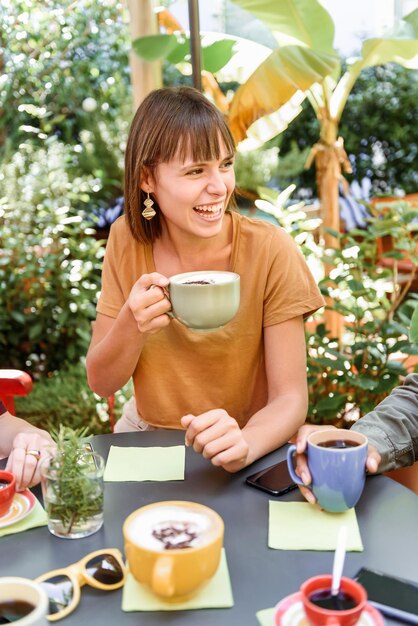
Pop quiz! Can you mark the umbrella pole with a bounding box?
[188,0,202,91]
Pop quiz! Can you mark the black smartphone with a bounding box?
[354,567,418,625]
[245,459,298,496]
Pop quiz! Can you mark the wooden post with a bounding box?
[127,0,162,111]
[316,143,344,341]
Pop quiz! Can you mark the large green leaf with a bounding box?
[231,0,335,53]
[359,38,418,70]
[133,32,238,72]
[410,304,418,344]
[228,46,339,143]
[167,37,190,64]
[332,38,418,120]
[404,8,418,37]
[132,34,179,62]
[201,40,237,73]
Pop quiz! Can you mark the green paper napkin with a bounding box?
[122,548,234,611]
[104,445,185,482]
[0,497,47,538]
[269,501,363,551]
[256,607,276,626]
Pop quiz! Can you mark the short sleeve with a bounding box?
[263,227,324,326]
[96,220,128,319]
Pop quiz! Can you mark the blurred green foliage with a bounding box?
[14,362,133,435]
[0,139,104,375]
[257,191,418,424]
[0,0,131,207]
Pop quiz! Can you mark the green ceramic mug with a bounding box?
[168,271,240,331]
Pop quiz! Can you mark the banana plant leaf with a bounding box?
[230,0,336,53]
[332,38,418,120]
[404,8,418,36]
[228,46,339,143]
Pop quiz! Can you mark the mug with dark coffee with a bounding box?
[168,270,240,331]
[299,574,367,626]
[0,577,49,625]
[0,470,16,517]
[287,430,368,512]
[123,500,224,601]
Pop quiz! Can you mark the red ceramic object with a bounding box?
[300,575,367,626]
[0,470,16,517]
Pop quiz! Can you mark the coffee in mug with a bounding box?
[123,501,224,601]
[287,429,368,512]
[317,439,360,449]
[0,578,49,625]
[0,600,36,622]
[168,270,240,331]
[299,575,367,626]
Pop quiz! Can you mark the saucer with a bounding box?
[0,490,36,528]
[274,592,384,626]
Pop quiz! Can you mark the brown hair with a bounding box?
[124,86,236,243]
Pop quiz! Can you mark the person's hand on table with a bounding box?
[181,410,249,473]
[6,429,56,491]
[291,424,382,505]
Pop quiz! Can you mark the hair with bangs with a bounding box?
[124,86,236,243]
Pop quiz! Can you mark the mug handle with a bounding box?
[149,284,174,319]
[286,444,305,486]
[153,555,175,597]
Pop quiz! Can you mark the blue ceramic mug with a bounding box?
[287,429,368,512]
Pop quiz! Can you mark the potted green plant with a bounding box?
[40,425,105,539]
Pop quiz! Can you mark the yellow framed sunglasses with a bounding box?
[35,548,127,621]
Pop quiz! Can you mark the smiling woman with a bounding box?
[85,86,325,474]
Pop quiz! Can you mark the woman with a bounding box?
[86,87,324,472]
[0,399,54,490]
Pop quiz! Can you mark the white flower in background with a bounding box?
[82,97,97,112]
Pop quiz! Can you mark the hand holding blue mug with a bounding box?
[287,429,368,512]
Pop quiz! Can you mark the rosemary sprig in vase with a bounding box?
[41,425,105,538]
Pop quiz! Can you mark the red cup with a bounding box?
[0,470,16,517]
[300,575,367,626]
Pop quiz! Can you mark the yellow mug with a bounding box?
[123,500,224,601]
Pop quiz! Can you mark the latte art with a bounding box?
[126,505,219,552]
[152,520,200,549]
[182,279,215,285]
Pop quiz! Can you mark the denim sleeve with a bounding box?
[351,373,418,472]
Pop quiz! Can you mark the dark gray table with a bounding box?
[1,431,417,625]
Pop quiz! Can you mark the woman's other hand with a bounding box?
[181,409,250,473]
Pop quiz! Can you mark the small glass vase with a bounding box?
[40,450,105,539]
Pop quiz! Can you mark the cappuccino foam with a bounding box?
[171,272,236,285]
[126,505,219,551]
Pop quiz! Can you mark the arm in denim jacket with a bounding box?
[351,373,418,472]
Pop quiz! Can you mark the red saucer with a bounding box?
[0,490,36,528]
[274,592,384,626]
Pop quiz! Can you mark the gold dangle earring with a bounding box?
[142,192,156,220]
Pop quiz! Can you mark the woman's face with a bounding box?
[147,138,235,241]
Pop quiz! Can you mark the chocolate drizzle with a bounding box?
[182,280,215,285]
[151,520,200,549]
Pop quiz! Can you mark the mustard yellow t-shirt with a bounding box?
[97,211,324,428]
